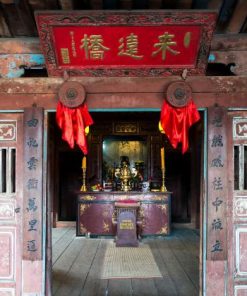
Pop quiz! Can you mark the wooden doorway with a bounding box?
[45,109,206,295]
[226,111,247,296]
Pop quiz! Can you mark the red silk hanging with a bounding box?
[160,99,200,154]
[56,102,93,155]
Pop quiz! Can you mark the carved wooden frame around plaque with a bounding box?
[35,10,217,77]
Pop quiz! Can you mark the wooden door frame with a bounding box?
[226,109,247,296]
[43,108,207,295]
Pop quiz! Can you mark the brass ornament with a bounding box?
[58,81,86,108]
[166,81,192,108]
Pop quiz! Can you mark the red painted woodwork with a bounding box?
[52,25,201,68]
[35,10,217,77]
[77,192,171,236]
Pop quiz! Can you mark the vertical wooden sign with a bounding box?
[23,107,43,260]
[207,106,227,260]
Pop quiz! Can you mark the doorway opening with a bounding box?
[46,110,205,295]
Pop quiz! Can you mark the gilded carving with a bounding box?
[80,223,87,234]
[102,204,112,219]
[0,204,14,219]
[118,195,128,200]
[157,204,168,214]
[151,195,163,201]
[81,195,96,201]
[103,221,110,233]
[80,203,92,215]
[156,226,168,235]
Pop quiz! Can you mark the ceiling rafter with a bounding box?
[0,0,246,38]
[225,0,247,33]
[58,0,74,10]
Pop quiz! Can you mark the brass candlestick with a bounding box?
[161,168,167,192]
[80,168,87,192]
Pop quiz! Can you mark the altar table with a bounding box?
[77,191,171,237]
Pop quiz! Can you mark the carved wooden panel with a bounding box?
[0,113,23,295]
[0,121,16,142]
[233,118,247,139]
[0,228,15,280]
[0,200,15,221]
[0,288,15,296]
[234,285,247,296]
[234,196,247,220]
[235,227,247,277]
[114,122,138,134]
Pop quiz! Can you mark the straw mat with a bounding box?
[101,242,162,279]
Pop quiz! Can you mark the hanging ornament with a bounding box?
[56,81,93,155]
[160,81,200,154]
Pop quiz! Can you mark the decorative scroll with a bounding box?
[35,11,217,77]
[0,202,15,220]
[23,108,43,260]
[235,197,247,219]
[233,118,247,139]
[207,106,227,260]
[0,121,16,141]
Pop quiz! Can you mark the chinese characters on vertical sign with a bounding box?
[23,108,43,260]
[52,26,201,68]
[208,107,227,260]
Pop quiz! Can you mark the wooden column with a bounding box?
[206,106,228,295]
[23,107,44,260]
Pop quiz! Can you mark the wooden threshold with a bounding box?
[55,221,76,228]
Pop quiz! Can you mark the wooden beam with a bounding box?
[0,91,246,110]
[148,0,162,9]
[210,50,247,75]
[162,0,178,8]
[1,1,37,36]
[208,0,223,10]
[177,0,193,9]
[0,0,15,3]
[91,0,103,9]
[28,0,58,10]
[225,0,247,33]
[1,34,246,54]
[0,76,247,94]
[58,0,74,10]
[211,34,247,51]
[191,0,208,9]
[0,38,42,54]
[119,0,132,9]
[0,10,11,37]
[217,0,237,33]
